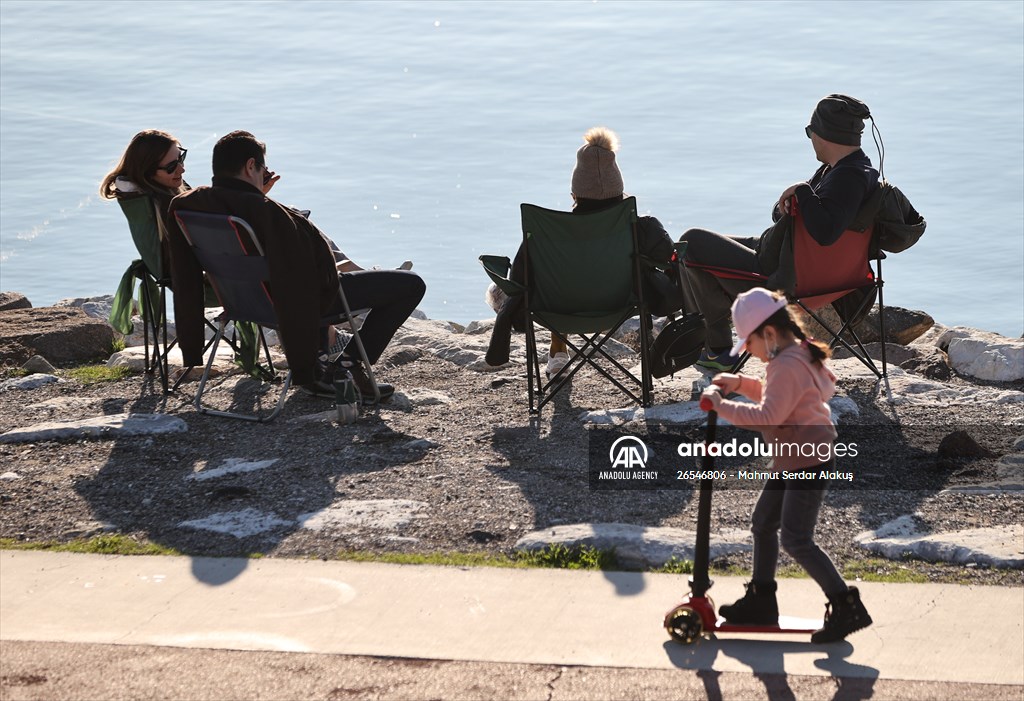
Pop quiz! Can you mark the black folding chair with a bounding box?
[173,210,376,422]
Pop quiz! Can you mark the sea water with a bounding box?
[1,0,1022,336]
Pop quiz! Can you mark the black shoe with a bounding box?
[299,379,335,398]
[811,586,873,643]
[718,580,779,625]
[338,356,395,404]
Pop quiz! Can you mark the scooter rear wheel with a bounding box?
[665,605,704,644]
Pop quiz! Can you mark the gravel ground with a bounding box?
[0,351,1021,587]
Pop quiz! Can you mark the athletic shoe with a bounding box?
[340,356,395,404]
[695,348,742,372]
[811,587,873,643]
[545,351,570,380]
[718,581,779,625]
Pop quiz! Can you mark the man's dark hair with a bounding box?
[212,130,266,178]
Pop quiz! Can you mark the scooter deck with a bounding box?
[716,616,822,634]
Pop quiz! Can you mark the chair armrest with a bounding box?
[479,255,525,296]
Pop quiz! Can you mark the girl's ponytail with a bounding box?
[757,293,831,366]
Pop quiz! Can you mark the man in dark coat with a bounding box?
[679,94,880,372]
[166,131,425,399]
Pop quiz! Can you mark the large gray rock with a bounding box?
[52,295,115,321]
[857,306,934,344]
[944,330,1024,382]
[0,307,115,366]
[832,342,917,365]
[0,292,31,311]
[899,348,951,381]
[800,305,933,346]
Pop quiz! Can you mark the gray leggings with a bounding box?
[751,463,847,597]
[678,228,762,350]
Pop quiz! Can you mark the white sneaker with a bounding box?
[545,351,570,379]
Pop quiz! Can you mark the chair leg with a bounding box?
[639,312,653,407]
[193,314,290,422]
[333,288,380,406]
[876,258,887,378]
[525,318,539,414]
[157,285,169,394]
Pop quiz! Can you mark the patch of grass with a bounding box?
[65,364,132,384]
[842,558,930,584]
[335,544,618,571]
[0,535,180,557]
[517,543,616,570]
[111,338,127,353]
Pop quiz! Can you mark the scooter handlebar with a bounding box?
[699,384,723,412]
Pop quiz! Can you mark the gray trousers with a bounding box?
[678,228,762,350]
[751,464,847,598]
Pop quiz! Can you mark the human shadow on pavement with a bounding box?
[488,409,701,598]
[74,386,426,585]
[663,638,878,701]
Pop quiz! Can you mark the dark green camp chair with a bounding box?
[111,196,245,393]
[482,196,653,414]
[110,195,173,392]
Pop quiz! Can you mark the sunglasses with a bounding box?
[804,126,814,139]
[157,147,187,175]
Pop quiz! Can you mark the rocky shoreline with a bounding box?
[0,292,1022,587]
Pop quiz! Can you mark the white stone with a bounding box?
[947,334,1024,382]
[106,343,239,373]
[297,499,428,532]
[0,413,187,443]
[830,396,860,420]
[855,518,1024,569]
[884,369,1023,407]
[514,522,751,570]
[463,319,494,335]
[1,472,23,480]
[186,458,279,482]
[390,317,494,371]
[0,374,61,392]
[402,438,438,450]
[178,508,291,538]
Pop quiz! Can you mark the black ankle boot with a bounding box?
[811,586,872,643]
[719,580,779,625]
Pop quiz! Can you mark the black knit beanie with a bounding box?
[807,94,871,146]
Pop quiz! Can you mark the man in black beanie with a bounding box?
[680,94,880,372]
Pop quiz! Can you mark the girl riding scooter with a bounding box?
[700,287,871,643]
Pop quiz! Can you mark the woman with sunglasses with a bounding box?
[101,129,191,294]
[101,129,189,213]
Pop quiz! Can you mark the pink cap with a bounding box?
[730,288,788,355]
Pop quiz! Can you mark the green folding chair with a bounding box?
[482,196,654,414]
[110,195,173,392]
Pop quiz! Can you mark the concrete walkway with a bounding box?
[2,550,1021,690]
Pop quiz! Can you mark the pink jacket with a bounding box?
[714,342,838,470]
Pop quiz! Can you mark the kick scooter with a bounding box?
[663,385,821,644]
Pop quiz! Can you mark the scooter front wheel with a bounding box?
[665,605,704,644]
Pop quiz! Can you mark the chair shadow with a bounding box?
[663,638,879,701]
[74,381,426,586]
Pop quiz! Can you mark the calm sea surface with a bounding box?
[2,0,1022,336]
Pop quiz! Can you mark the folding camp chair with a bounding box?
[684,198,887,378]
[114,196,248,393]
[481,196,654,414]
[173,210,377,422]
[113,196,174,392]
